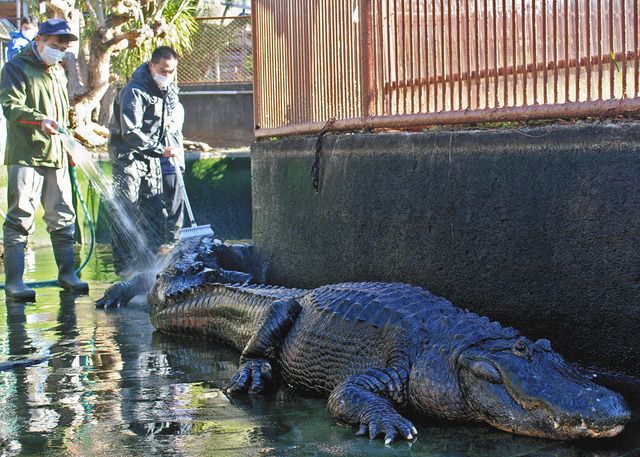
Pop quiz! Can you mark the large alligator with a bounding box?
[97,236,631,443]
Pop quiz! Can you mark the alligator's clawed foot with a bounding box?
[96,282,130,309]
[355,411,417,444]
[226,358,272,394]
[95,292,123,309]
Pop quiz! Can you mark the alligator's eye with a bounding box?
[470,361,502,383]
[513,339,529,357]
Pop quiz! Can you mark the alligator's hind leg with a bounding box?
[227,298,301,395]
[327,367,417,444]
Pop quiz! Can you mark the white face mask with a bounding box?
[41,45,65,66]
[22,28,37,40]
[152,72,173,89]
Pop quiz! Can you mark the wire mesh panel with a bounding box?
[178,16,253,85]
[253,0,640,137]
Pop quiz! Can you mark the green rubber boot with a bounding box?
[51,229,89,294]
[3,243,36,302]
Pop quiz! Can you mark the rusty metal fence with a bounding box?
[178,16,252,85]
[252,0,640,137]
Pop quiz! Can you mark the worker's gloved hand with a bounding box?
[41,119,59,135]
[163,146,178,158]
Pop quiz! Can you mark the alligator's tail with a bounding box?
[149,283,307,352]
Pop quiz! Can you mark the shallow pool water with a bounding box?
[0,247,639,456]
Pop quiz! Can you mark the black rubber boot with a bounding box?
[3,243,36,302]
[50,229,89,294]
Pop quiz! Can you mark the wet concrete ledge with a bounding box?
[251,120,640,378]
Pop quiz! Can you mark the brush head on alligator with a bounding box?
[96,236,631,443]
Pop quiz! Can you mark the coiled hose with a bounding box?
[0,165,95,289]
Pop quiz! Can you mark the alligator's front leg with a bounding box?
[96,271,157,309]
[327,367,417,444]
[227,298,301,394]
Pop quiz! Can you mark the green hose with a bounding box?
[0,165,96,289]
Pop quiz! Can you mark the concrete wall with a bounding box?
[180,83,254,148]
[251,121,640,378]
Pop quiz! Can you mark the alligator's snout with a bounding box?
[458,340,632,440]
[548,386,631,438]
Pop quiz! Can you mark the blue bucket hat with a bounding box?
[38,18,78,41]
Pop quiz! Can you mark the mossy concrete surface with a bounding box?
[252,121,640,378]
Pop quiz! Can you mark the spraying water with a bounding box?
[60,133,160,274]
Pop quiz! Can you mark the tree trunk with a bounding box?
[70,39,113,145]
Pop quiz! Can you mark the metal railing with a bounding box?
[177,15,252,85]
[252,0,640,138]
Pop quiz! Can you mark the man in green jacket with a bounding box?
[0,18,88,301]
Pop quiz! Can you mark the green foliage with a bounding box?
[111,0,199,82]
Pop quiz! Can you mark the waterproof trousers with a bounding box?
[3,164,75,247]
[161,172,185,244]
[109,155,164,275]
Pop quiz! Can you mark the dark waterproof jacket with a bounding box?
[109,63,179,164]
[0,44,69,168]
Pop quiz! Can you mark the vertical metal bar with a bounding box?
[502,0,508,106]
[564,0,569,101]
[315,0,322,120]
[542,0,548,104]
[621,0,627,97]
[574,0,580,101]
[332,0,339,119]
[433,0,439,110]
[408,0,415,113]
[361,0,376,119]
[396,0,401,112]
[342,0,348,117]
[386,0,393,113]
[609,0,614,97]
[522,0,527,104]
[416,0,423,111]
[531,0,537,104]
[598,0,603,99]
[553,0,558,103]
[512,0,517,104]
[492,0,498,107]
[466,0,472,108]
[441,0,447,110]
[448,0,454,110]
[375,1,385,115]
[355,0,361,117]
[457,0,462,109]
[291,2,298,123]
[484,0,489,107]
[586,0,592,100]
[633,0,640,97]
[423,0,431,111]
[400,0,407,114]
[475,0,481,107]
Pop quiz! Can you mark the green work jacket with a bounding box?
[0,44,70,168]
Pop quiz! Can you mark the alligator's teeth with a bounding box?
[553,421,560,429]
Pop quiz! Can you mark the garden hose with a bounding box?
[0,165,96,289]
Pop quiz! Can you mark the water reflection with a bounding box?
[0,248,638,456]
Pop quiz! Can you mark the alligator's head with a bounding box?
[455,337,631,439]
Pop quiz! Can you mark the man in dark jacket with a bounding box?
[108,46,179,275]
[0,19,89,301]
[7,15,38,60]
